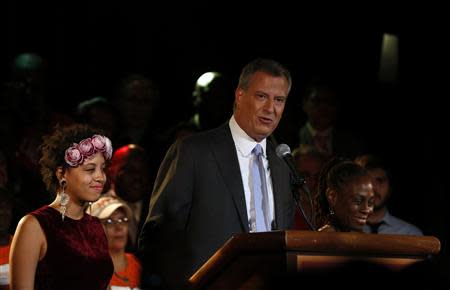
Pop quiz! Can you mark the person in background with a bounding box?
[104,144,152,249]
[315,158,374,232]
[111,74,167,196]
[291,144,327,230]
[75,96,121,146]
[1,53,73,236]
[112,74,160,147]
[138,58,295,289]
[9,124,114,290]
[191,71,235,131]
[355,154,423,235]
[299,81,365,159]
[89,196,142,290]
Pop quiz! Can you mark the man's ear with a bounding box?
[235,87,243,108]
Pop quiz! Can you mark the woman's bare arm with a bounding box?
[9,215,46,290]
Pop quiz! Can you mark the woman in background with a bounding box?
[315,158,375,232]
[90,196,142,290]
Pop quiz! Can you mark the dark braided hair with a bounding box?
[315,157,370,229]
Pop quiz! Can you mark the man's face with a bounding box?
[367,168,390,210]
[303,88,337,131]
[234,71,289,142]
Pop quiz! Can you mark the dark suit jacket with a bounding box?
[138,123,295,289]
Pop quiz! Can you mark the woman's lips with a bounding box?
[355,216,368,225]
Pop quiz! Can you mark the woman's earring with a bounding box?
[60,179,70,221]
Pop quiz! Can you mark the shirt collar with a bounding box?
[381,210,394,226]
[229,115,267,158]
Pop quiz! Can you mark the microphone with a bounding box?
[276,143,316,231]
[275,144,305,186]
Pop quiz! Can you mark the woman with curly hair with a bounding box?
[9,124,114,290]
[315,158,375,232]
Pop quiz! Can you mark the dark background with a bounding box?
[3,2,449,269]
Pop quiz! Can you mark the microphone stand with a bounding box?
[291,176,316,231]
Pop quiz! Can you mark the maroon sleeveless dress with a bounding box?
[31,205,113,290]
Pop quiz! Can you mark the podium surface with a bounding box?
[188,230,441,290]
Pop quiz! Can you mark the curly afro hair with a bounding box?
[39,123,108,194]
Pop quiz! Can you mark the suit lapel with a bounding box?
[210,124,249,232]
[267,140,289,230]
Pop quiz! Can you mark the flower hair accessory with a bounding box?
[64,135,113,167]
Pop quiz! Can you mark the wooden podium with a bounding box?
[188,230,441,290]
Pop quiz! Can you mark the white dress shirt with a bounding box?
[229,116,275,232]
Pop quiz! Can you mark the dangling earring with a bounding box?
[87,202,93,215]
[60,179,70,221]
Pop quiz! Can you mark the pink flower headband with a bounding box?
[64,135,113,167]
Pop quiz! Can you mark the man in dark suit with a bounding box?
[138,58,295,289]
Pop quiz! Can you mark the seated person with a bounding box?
[315,158,375,232]
[89,196,142,290]
[355,154,423,235]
